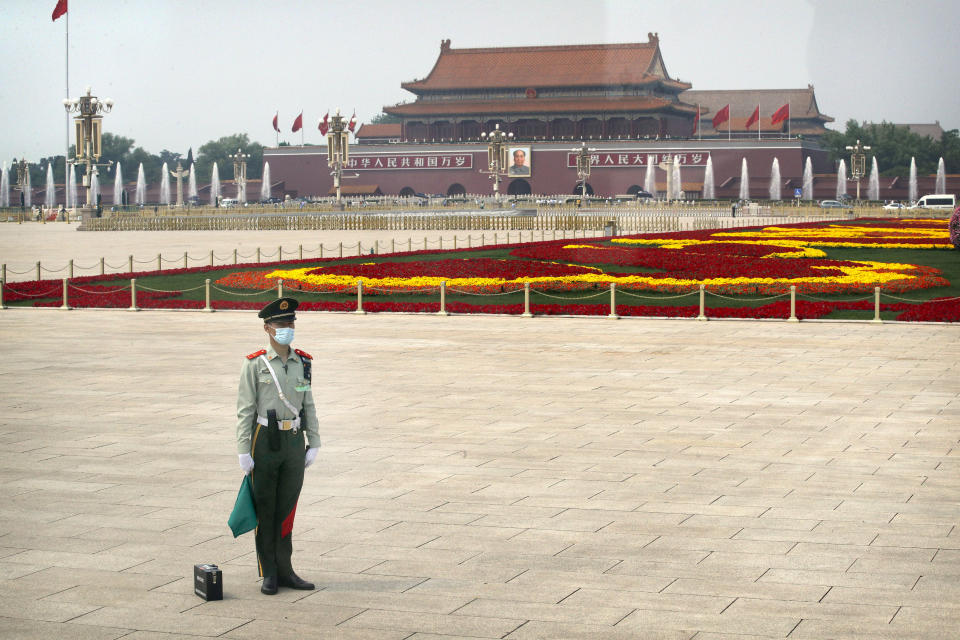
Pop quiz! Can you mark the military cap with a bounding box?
[259,297,299,323]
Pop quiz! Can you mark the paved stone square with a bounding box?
[0,305,958,639]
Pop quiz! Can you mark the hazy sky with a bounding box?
[2,0,958,163]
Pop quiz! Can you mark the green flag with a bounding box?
[228,475,257,537]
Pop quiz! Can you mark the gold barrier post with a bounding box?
[0,278,5,309]
[183,251,188,269]
[355,280,366,315]
[438,281,448,316]
[128,255,133,274]
[157,253,162,271]
[204,279,213,312]
[233,248,238,264]
[61,278,71,310]
[68,259,74,279]
[788,285,799,322]
[36,261,41,281]
[100,257,105,275]
[129,278,139,311]
[209,250,214,266]
[872,287,882,324]
[697,285,707,321]
[521,282,532,318]
[608,283,619,319]
[278,279,283,299]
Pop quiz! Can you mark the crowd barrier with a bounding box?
[3,275,951,325]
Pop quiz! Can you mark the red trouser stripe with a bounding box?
[281,501,298,538]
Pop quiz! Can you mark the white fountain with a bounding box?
[672,157,682,200]
[113,162,124,205]
[90,171,99,206]
[261,162,271,201]
[908,157,917,203]
[45,164,56,208]
[644,154,656,196]
[836,159,847,200]
[936,157,945,193]
[236,176,246,204]
[188,163,198,201]
[160,162,170,205]
[769,158,781,201]
[738,158,749,201]
[802,157,813,200]
[868,157,880,201]
[135,163,146,205]
[703,155,715,199]
[210,162,220,205]
[0,163,8,207]
[68,164,78,208]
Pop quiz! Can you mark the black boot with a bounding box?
[261,575,278,595]
[278,571,314,590]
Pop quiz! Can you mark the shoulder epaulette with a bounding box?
[294,348,313,360]
[246,349,267,360]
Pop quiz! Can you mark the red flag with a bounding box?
[272,112,279,133]
[771,103,790,126]
[691,105,700,137]
[52,0,67,21]
[745,105,760,130]
[318,112,329,136]
[711,104,730,129]
[291,112,303,133]
[348,111,357,132]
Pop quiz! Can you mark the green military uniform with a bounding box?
[236,298,320,583]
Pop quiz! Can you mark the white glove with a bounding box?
[238,453,255,475]
[304,447,319,469]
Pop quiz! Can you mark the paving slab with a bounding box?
[0,224,959,639]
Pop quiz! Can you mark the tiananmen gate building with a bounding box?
[264,35,874,201]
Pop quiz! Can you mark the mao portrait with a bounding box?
[507,147,532,176]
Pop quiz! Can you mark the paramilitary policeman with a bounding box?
[236,297,320,595]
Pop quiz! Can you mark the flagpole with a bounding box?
[758,103,761,141]
[788,102,791,139]
[697,104,701,140]
[65,8,70,209]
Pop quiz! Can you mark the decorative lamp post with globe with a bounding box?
[229,149,250,204]
[63,87,113,213]
[845,139,871,203]
[326,110,352,206]
[480,124,513,203]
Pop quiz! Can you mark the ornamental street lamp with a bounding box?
[573,142,594,200]
[480,123,513,203]
[845,139,871,203]
[63,86,113,210]
[326,109,354,205]
[13,158,29,210]
[229,149,250,204]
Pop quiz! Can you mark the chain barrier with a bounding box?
[103,261,127,270]
[366,286,440,294]
[707,291,789,302]
[881,293,960,303]
[447,287,517,297]
[42,264,69,272]
[68,284,130,294]
[5,266,37,274]
[2,285,62,298]
[137,283,206,293]
[531,289,610,301]
[210,285,276,297]
[796,292,875,303]
[617,289,700,300]
[73,262,99,270]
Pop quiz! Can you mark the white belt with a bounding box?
[257,415,301,432]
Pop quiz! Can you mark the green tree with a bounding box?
[196,134,264,183]
[822,119,951,177]
[369,112,401,124]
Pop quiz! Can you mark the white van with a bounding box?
[911,194,956,210]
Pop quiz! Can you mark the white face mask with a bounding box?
[273,327,294,345]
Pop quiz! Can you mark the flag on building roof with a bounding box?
[52,0,68,21]
[711,104,730,129]
[745,105,760,130]
[318,112,329,136]
[771,103,790,126]
[291,112,303,133]
[691,105,700,137]
[348,111,358,132]
[272,112,279,133]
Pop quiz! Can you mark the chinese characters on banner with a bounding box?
[347,153,474,170]
[565,151,711,168]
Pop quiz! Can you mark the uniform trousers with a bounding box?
[250,424,304,578]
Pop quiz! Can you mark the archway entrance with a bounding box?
[446,183,466,196]
[399,186,416,197]
[507,179,531,196]
[626,184,643,195]
[571,182,594,196]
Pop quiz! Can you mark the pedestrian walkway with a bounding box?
[0,308,957,639]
